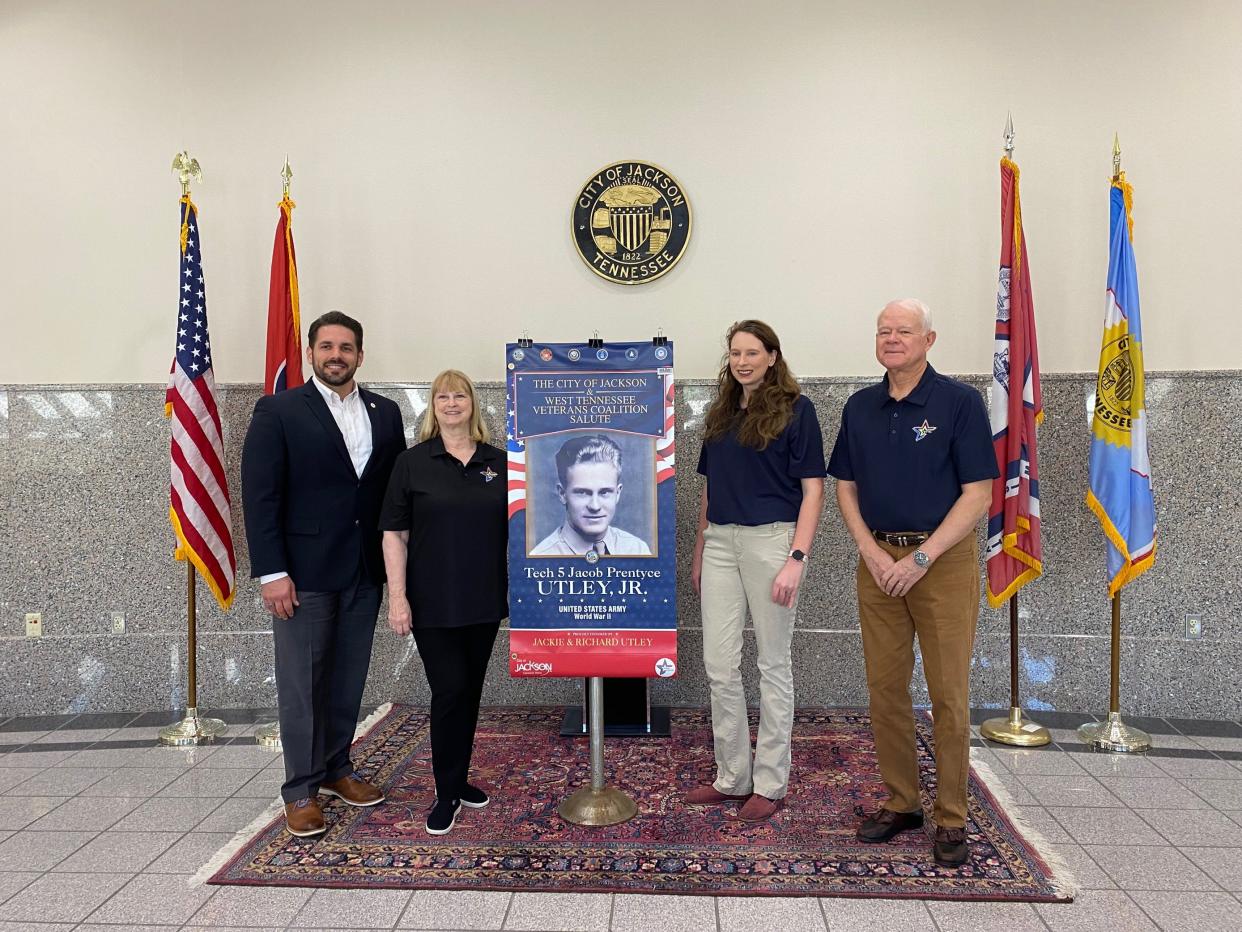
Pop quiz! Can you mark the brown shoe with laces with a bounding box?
[933,825,969,866]
[856,807,924,842]
[284,797,326,837]
[319,772,384,807]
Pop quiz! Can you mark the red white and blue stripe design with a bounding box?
[165,197,236,610]
[986,157,1044,607]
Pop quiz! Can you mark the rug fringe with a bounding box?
[192,702,396,887]
[355,701,393,739]
[970,749,1078,900]
[192,795,284,887]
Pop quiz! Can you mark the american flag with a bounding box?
[165,196,236,610]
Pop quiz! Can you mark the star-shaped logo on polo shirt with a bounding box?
[912,419,938,442]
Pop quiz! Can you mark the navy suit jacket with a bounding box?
[241,382,406,591]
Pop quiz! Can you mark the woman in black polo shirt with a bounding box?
[380,369,507,836]
[688,320,826,821]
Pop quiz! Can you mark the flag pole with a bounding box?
[981,592,1050,746]
[255,155,297,753]
[159,151,228,748]
[159,531,227,745]
[980,114,1050,747]
[1077,134,1151,754]
[1078,591,1150,752]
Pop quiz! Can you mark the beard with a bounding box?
[313,358,356,386]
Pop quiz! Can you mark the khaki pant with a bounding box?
[700,521,798,800]
[857,534,979,828]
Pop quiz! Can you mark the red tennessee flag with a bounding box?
[985,157,1044,607]
[264,195,303,394]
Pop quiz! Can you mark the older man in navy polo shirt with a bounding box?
[827,298,997,867]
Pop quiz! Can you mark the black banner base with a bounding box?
[559,676,672,737]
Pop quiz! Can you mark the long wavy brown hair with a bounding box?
[703,320,801,449]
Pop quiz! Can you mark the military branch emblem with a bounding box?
[572,161,691,285]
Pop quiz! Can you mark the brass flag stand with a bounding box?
[160,152,227,748]
[558,676,638,826]
[981,593,1051,746]
[255,156,298,752]
[1077,592,1150,752]
[160,562,228,746]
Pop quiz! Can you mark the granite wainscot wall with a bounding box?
[1,372,1238,719]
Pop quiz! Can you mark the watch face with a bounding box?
[791,550,806,562]
[914,550,929,568]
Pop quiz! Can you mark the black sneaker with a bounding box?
[459,784,490,809]
[425,798,461,836]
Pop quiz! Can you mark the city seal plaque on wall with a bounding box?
[572,161,692,285]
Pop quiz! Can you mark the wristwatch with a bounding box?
[913,549,931,568]
[788,549,808,564]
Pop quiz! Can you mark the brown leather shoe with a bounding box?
[856,807,925,842]
[319,772,385,807]
[737,794,784,821]
[933,825,969,866]
[284,797,326,837]
[685,784,750,805]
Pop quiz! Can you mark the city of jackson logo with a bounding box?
[572,161,692,285]
[1093,328,1141,446]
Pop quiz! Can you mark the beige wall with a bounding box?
[2,0,1238,384]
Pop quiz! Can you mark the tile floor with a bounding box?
[0,708,1239,931]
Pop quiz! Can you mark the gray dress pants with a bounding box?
[272,570,380,803]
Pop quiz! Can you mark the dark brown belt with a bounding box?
[873,530,929,547]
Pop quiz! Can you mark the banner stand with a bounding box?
[559,677,671,737]
[558,676,639,826]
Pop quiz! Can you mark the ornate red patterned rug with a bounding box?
[206,705,1072,900]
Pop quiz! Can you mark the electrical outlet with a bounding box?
[1184,613,1203,639]
[111,612,126,634]
[25,613,42,637]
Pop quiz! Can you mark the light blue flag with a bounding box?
[1086,174,1156,595]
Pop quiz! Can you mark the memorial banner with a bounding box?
[506,341,677,678]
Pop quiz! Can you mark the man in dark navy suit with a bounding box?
[242,311,405,837]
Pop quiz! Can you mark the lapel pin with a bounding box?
[369,402,376,409]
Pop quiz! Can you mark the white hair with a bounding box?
[878,298,933,333]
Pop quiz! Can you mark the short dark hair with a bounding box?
[555,434,622,487]
[307,311,364,350]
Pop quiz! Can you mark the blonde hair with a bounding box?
[419,369,491,443]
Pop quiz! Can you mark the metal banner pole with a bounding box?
[981,593,1050,746]
[558,676,638,825]
[160,562,228,746]
[1078,592,1150,752]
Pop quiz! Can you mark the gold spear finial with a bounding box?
[1112,133,1122,180]
[281,155,293,197]
[1003,111,1015,159]
[172,151,202,196]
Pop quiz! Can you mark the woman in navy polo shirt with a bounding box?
[688,320,826,821]
[380,370,508,837]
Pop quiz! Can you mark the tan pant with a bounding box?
[700,521,798,800]
[857,534,979,828]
